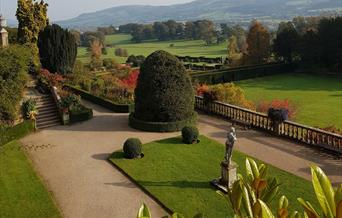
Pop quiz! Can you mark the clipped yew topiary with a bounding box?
[182,126,199,144]
[123,138,143,159]
[131,50,196,132]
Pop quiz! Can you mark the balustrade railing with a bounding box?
[195,96,342,155]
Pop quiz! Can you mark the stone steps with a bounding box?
[35,95,60,129]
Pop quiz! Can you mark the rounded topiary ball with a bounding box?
[182,126,199,144]
[134,50,195,122]
[123,138,143,159]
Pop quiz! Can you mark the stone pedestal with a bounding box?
[211,161,238,193]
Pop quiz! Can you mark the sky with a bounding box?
[2,0,194,21]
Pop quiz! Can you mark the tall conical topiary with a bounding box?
[38,24,77,74]
[131,50,196,132]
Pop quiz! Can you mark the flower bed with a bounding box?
[69,104,93,123]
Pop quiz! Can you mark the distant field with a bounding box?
[237,73,342,129]
[77,34,228,63]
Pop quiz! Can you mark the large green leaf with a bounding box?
[137,203,152,218]
[171,213,185,218]
[246,158,255,181]
[297,198,319,218]
[311,165,335,217]
[258,199,275,218]
[242,183,254,218]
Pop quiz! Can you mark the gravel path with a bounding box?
[21,100,342,218]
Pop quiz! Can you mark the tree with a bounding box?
[227,36,241,65]
[38,24,77,74]
[134,50,195,123]
[70,30,81,46]
[246,21,271,64]
[0,45,31,123]
[16,0,49,68]
[153,22,169,41]
[298,30,320,64]
[89,39,103,69]
[273,22,300,62]
[197,20,216,45]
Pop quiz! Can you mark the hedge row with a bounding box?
[65,85,134,113]
[176,55,223,64]
[0,120,35,146]
[190,62,297,84]
[70,105,93,123]
[129,112,198,132]
[184,64,223,71]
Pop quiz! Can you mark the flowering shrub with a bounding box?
[257,99,297,119]
[120,69,139,90]
[38,69,64,87]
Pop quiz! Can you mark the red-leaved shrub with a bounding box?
[196,84,209,96]
[38,69,65,87]
[120,69,139,90]
[257,99,297,119]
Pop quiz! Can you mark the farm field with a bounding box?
[110,136,318,218]
[0,141,61,218]
[77,34,228,63]
[237,73,342,129]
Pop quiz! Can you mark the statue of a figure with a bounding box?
[225,127,237,165]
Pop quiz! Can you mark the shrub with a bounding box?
[134,50,195,123]
[257,99,296,119]
[115,48,128,57]
[69,104,93,123]
[22,99,38,120]
[182,126,199,144]
[267,108,289,122]
[123,138,143,159]
[120,69,140,90]
[203,83,255,110]
[103,58,117,69]
[0,45,31,123]
[59,94,81,110]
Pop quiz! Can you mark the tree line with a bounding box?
[119,20,219,45]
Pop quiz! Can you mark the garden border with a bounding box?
[129,112,198,132]
[0,120,36,146]
[64,85,134,113]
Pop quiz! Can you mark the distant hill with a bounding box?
[57,0,342,29]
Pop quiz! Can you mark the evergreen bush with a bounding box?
[134,50,195,124]
[123,138,143,159]
[182,126,199,144]
[38,24,77,74]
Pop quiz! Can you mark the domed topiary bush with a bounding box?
[130,50,196,132]
[182,126,199,144]
[123,138,143,159]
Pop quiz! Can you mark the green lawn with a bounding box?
[78,34,227,63]
[0,141,61,218]
[237,73,342,129]
[110,136,318,218]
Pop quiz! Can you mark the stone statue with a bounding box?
[225,127,237,164]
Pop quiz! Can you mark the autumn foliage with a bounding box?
[257,99,297,119]
[197,83,255,110]
[120,69,140,90]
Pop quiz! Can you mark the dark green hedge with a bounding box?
[70,105,93,123]
[129,112,197,132]
[65,85,134,113]
[0,120,35,146]
[190,62,298,84]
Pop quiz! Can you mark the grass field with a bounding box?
[77,34,227,63]
[110,136,318,218]
[0,141,61,218]
[237,73,342,129]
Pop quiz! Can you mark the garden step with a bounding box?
[36,118,60,129]
[37,113,59,120]
[38,109,58,117]
[36,121,61,129]
[38,105,57,111]
[37,103,56,108]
